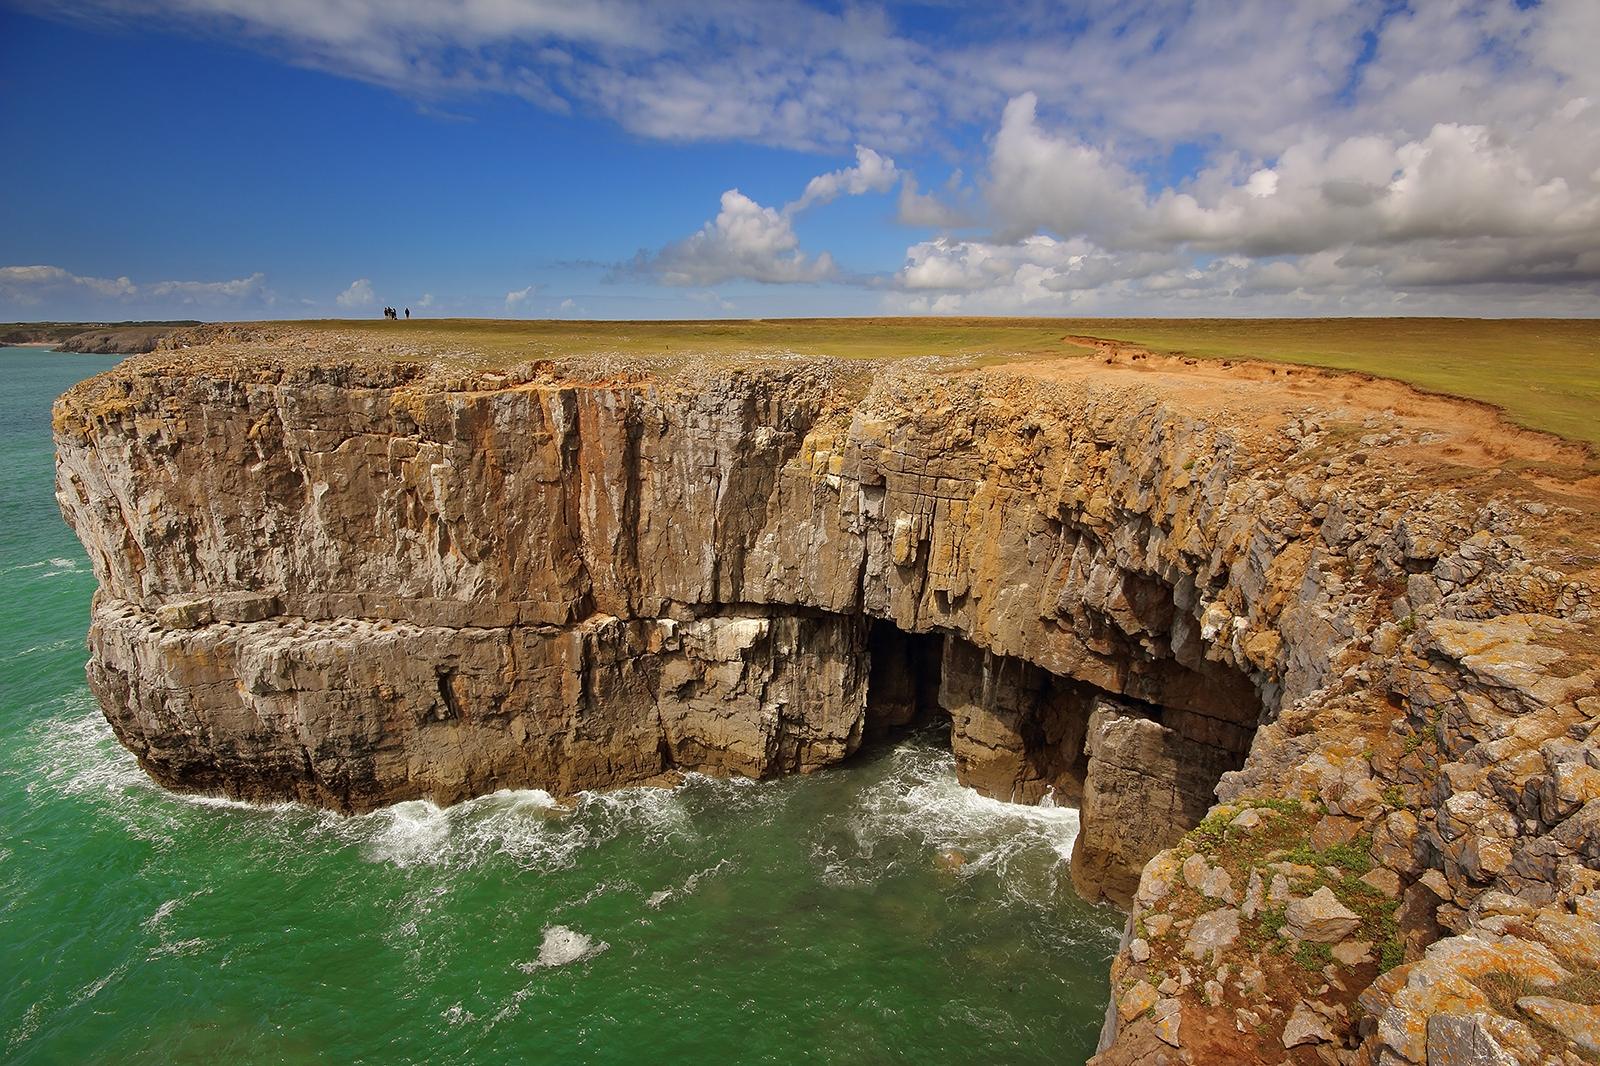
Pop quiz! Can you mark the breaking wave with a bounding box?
[817,737,1084,909]
[520,925,609,970]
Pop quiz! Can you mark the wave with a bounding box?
[520,925,609,970]
[5,556,85,578]
[645,857,735,909]
[817,740,1085,910]
[23,700,1089,917]
[10,638,79,659]
[21,698,700,876]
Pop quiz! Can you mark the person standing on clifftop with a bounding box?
[405,307,410,319]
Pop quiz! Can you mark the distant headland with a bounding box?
[0,321,199,354]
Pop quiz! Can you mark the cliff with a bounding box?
[1,320,197,353]
[53,329,1600,1064]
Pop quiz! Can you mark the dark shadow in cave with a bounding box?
[859,616,1263,908]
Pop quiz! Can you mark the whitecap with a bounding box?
[175,792,299,814]
[835,741,1085,907]
[27,698,147,801]
[646,857,734,909]
[147,937,209,959]
[6,1000,44,1053]
[519,925,608,971]
[11,638,76,659]
[143,897,184,930]
[362,800,453,868]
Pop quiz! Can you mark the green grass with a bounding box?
[214,317,1600,451]
[275,316,1081,362]
[1065,318,1600,451]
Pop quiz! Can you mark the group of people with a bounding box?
[383,306,410,320]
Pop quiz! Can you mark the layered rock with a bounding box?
[53,332,1600,1063]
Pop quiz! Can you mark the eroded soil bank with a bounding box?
[54,329,1600,1064]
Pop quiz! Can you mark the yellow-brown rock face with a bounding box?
[53,338,1600,1064]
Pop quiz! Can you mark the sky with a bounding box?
[1,0,1597,321]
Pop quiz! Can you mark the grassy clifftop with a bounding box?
[157,317,1600,450]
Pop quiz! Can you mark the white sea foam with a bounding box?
[29,697,148,802]
[6,557,78,573]
[10,556,87,578]
[6,1000,44,1053]
[11,637,77,659]
[645,858,734,909]
[520,925,608,971]
[324,782,697,874]
[29,695,706,879]
[143,896,185,930]
[174,792,297,813]
[829,741,1083,907]
[362,800,455,868]
[147,937,209,959]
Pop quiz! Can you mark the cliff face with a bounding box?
[54,337,1600,1064]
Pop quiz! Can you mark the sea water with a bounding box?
[0,347,1119,1065]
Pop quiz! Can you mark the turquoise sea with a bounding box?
[0,347,1118,1064]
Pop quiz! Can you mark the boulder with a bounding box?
[1185,907,1241,963]
[1517,997,1600,1054]
[1286,887,1362,943]
[1281,1002,1332,1047]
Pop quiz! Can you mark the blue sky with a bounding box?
[2,1,1597,320]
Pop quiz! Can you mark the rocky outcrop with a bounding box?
[1073,701,1241,906]
[1,321,195,353]
[53,333,1600,1063]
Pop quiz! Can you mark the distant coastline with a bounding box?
[0,321,197,354]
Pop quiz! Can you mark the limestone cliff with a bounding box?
[54,330,1600,1064]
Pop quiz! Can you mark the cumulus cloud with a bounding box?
[896,175,970,229]
[984,95,1600,263]
[505,283,543,311]
[335,278,375,309]
[787,146,898,213]
[893,19,1600,316]
[625,190,836,286]
[0,263,270,313]
[625,141,908,285]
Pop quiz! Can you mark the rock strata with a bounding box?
[53,331,1600,1064]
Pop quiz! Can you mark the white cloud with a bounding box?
[901,42,1600,314]
[986,92,1146,243]
[626,144,904,286]
[31,0,1599,161]
[977,96,1600,283]
[625,189,837,286]
[417,292,434,308]
[788,146,899,213]
[44,0,951,152]
[505,284,542,311]
[0,263,270,313]
[896,175,969,228]
[335,278,375,309]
